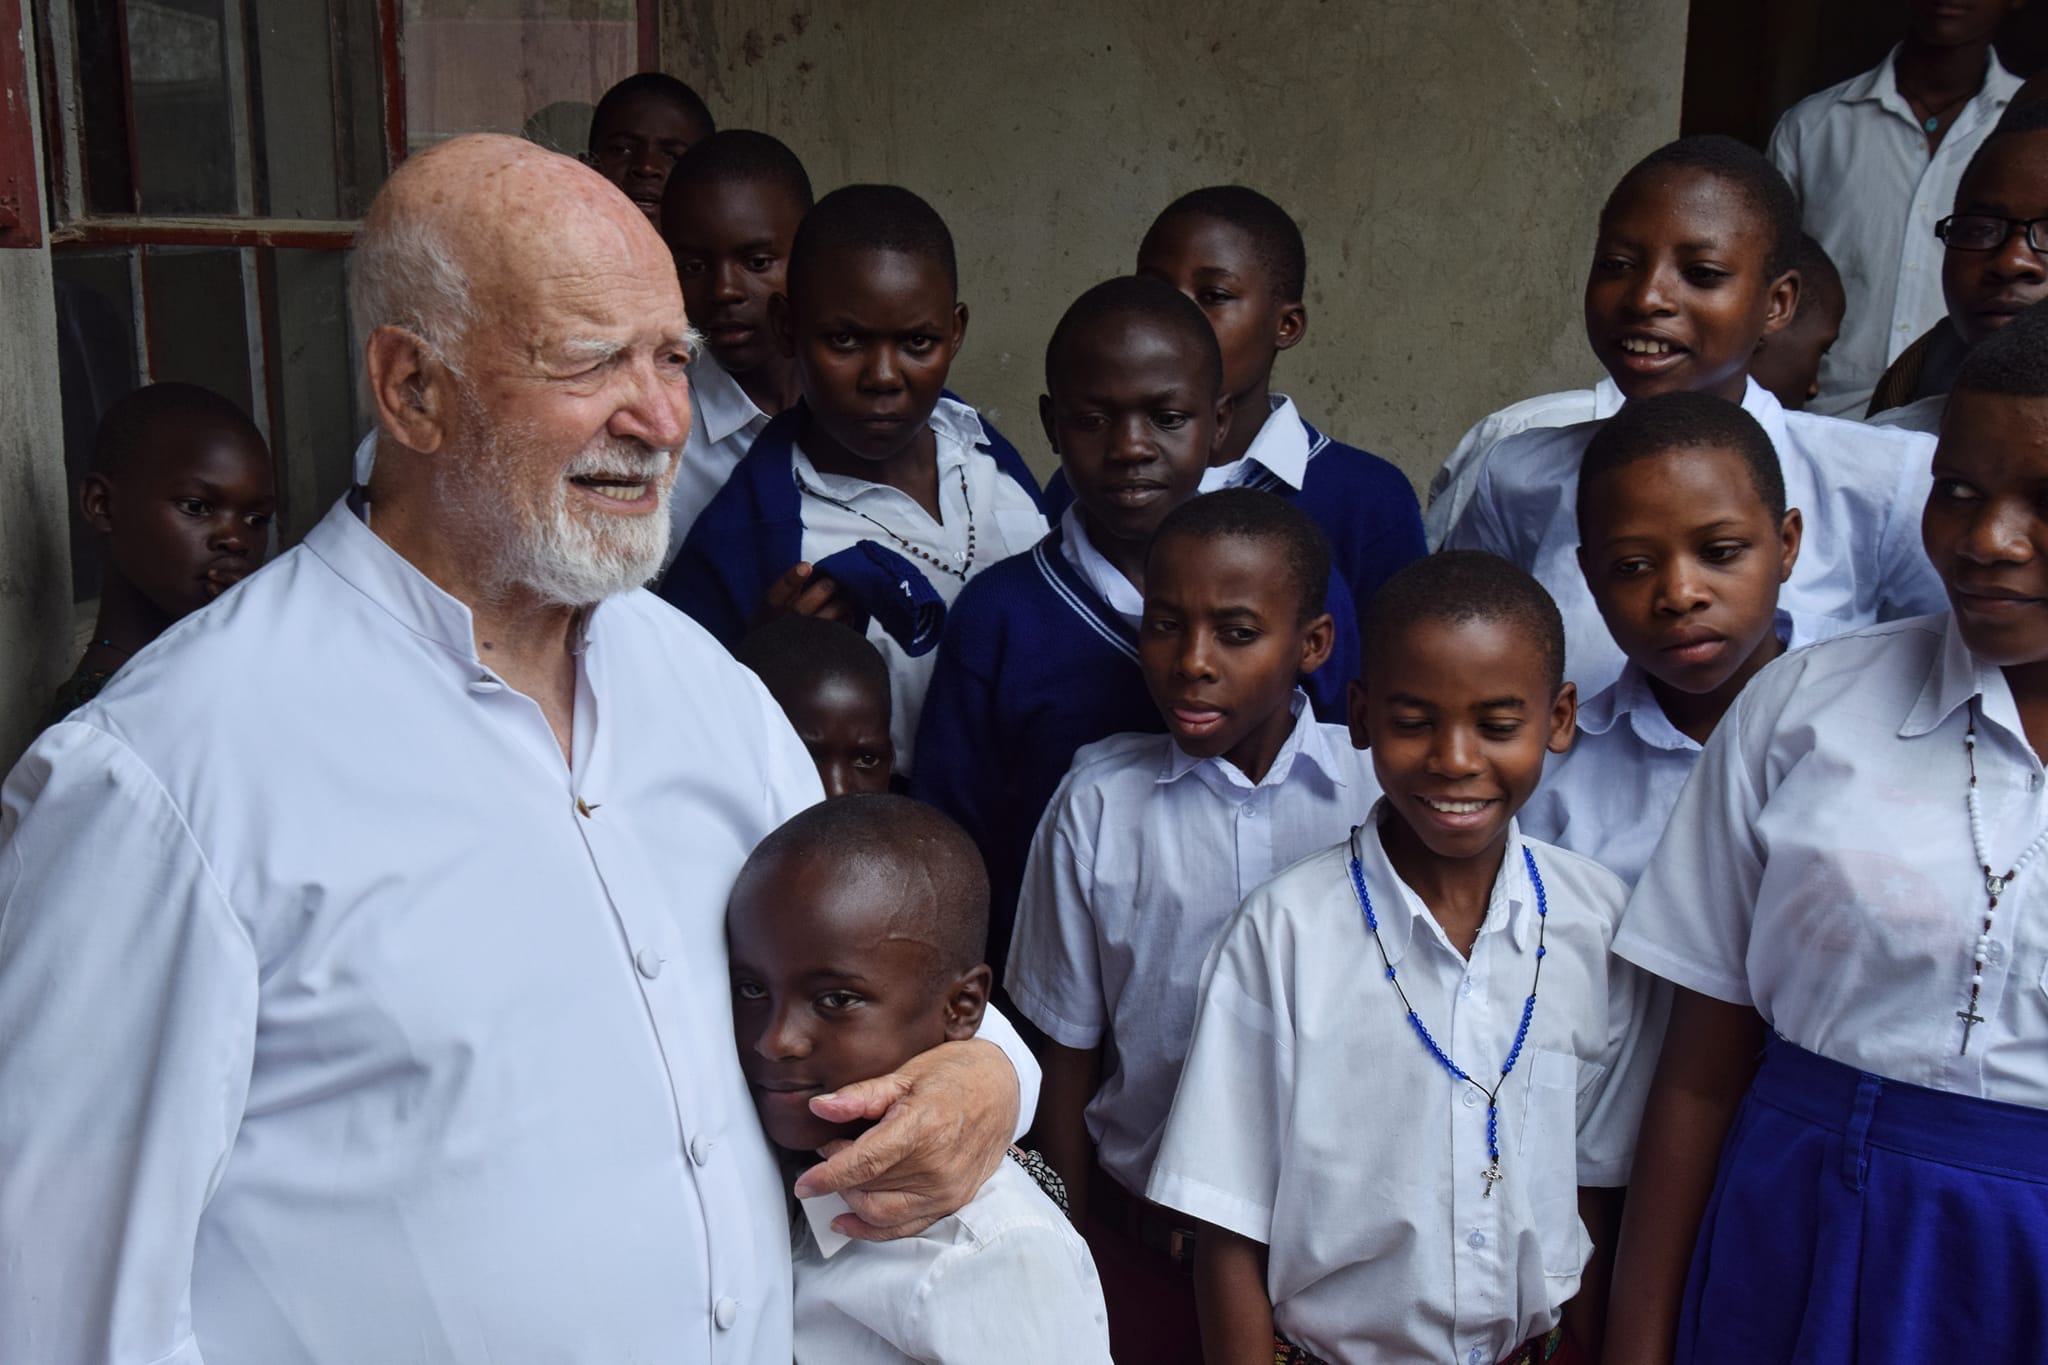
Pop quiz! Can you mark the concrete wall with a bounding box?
[661,0,1689,486]
[0,4,71,765]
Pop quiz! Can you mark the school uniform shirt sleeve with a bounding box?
[658,511,754,648]
[1876,446,1948,620]
[1612,669,1781,1007]
[1439,442,1516,561]
[1005,774,1108,1049]
[901,1218,1113,1363]
[1427,411,1513,550]
[0,722,260,1365]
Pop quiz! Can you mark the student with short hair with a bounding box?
[727,794,1112,1365]
[1868,99,2048,430]
[1447,135,1946,696]
[913,278,1357,970]
[658,129,814,545]
[661,184,1047,773]
[1750,233,1846,411]
[1151,552,1657,1365]
[586,72,715,225]
[1604,296,2048,1365]
[734,614,895,798]
[1131,185,1426,628]
[1519,391,1808,887]
[50,382,276,725]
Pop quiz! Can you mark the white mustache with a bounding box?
[564,442,672,482]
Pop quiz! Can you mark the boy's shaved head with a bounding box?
[788,183,957,297]
[664,128,813,211]
[1953,296,2048,396]
[1605,135,1802,277]
[92,382,265,480]
[588,72,713,144]
[738,794,989,976]
[1791,232,1843,323]
[1144,185,1307,302]
[734,614,889,709]
[1965,98,2048,182]
[1150,487,1331,625]
[1577,390,1786,535]
[1365,552,1565,694]
[1044,274,1222,395]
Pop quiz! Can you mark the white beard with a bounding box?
[441,393,676,608]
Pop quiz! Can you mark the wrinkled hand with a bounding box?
[756,562,853,628]
[793,1038,1018,1242]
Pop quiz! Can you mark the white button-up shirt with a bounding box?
[1199,393,1311,493]
[669,352,775,565]
[1149,810,1656,1365]
[1521,611,1820,888]
[1006,700,1379,1195]
[794,397,1046,772]
[1425,380,1625,550]
[1617,614,2048,1105]
[1769,45,2021,417]
[1869,390,1948,436]
[793,1157,1111,1363]
[1445,377,1944,696]
[1056,504,1143,633]
[0,493,1040,1365]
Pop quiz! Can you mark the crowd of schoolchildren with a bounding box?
[46,7,2048,1359]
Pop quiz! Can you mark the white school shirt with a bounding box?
[1768,46,2021,418]
[1616,614,2048,1106]
[1520,610,1820,888]
[1868,390,1947,436]
[1006,698,1380,1196]
[668,352,774,566]
[0,492,1042,1365]
[1425,380,1625,550]
[1199,392,1311,493]
[1057,503,1144,632]
[1444,376,1944,696]
[794,396,1046,772]
[792,1157,1112,1364]
[1148,809,1656,1365]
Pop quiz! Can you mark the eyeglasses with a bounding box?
[1935,214,2048,253]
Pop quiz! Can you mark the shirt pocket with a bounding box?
[1518,1046,1589,1279]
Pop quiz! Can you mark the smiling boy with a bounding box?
[1150,552,1658,1365]
[1007,489,1373,1363]
[1447,135,1945,694]
[728,795,1111,1364]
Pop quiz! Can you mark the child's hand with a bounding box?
[757,562,853,627]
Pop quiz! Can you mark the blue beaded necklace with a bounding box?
[1346,825,1550,1198]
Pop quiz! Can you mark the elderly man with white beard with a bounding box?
[0,134,1038,1365]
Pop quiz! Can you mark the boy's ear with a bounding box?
[1275,300,1307,353]
[365,326,456,456]
[79,473,115,535]
[1777,506,1804,583]
[948,301,970,359]
[1210,393,1235,457]
[1546,680,1579,755]
[768,291,795,360]
[1759,268,1800,339]
[940,963,992,1041]
[1297,610,1336,677]
[1346,675,1372,752]
[1038,394,1059,454]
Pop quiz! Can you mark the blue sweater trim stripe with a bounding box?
[1031,536,1139,664]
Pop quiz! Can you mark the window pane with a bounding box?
[142,245,257,412]
[401,0,637,154]
[260,249,361,537]
[247,0,386,218]
[51,249,143,600]
[126,0,242,214]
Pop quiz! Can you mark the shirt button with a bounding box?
[714,1296,739,1330]
[1468,1348,1485,1365]
[690,1134,714,1165]
[636,947,663,980]
[1986,940,2009,966]
[1463,1089,1480,1108]
[1241,802,1257,817]
[1459,976,1474,998]
[466,677,503,694]
[1467,1229,1487,1249]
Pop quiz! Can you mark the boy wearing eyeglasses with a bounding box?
[1869,100,2048,432]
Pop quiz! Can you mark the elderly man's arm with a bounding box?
[792,1007,1041,1241]
[0,724,258,1365]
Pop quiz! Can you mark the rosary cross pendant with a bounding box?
[1958,1006,1986,1054]
[1482,1163,1503,1198]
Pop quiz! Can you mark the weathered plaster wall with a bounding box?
[661,1,1689,485]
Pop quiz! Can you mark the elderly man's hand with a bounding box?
[792,1037,1018,1241]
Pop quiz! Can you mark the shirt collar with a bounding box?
[689,352,771,447]
[1349,801,1540,966]
[1576,608,1801,752]
[1156,690,1343,791]
[1859,44,2022,125]
[1203,393,1310,492]
[1058,505,1144,629]
[1901,611,2023,740]
[1592,377,1625,419]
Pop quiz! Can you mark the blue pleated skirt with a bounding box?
[1678,1038,2048,1364]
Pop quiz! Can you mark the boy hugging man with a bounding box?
[1447,135,1945,696]
[1150,553,1659,1365]
[662,184,1048,773]
[912,277,1358,972]
[726,794,1111,1364]
[1007,489,1378,1364]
